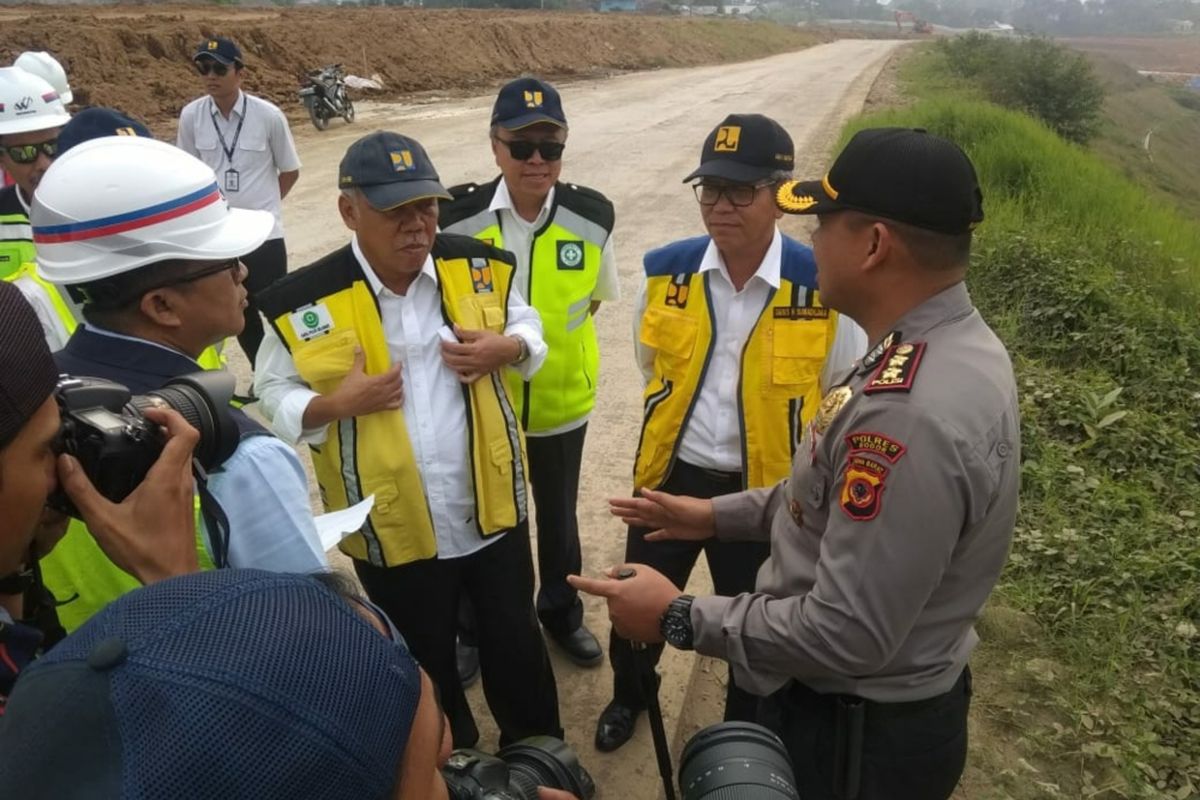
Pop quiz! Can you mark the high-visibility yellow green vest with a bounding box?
[440,179,615,433]
[634,235,839,491]
[258,234,529,568]
[0,186,33,281]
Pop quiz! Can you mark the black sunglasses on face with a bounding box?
[155,259,243,292]
[693,181,772,208]
[195,60,233,77]
[3,139,58,165]
[494,137,566,162]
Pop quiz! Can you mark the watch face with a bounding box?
[662,596,694,648]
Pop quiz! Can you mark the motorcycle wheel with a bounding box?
[308,102,329,132]
[342,97,356,124]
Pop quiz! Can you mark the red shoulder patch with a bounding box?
[863,342,926,394]
[845,432,907,463]
[840,455,889,521]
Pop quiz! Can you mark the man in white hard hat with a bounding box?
[177,36,301,367]
[0,66,70,280]
[13,52,73,106]
[29,136,328,632]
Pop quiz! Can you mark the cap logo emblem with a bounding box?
[208,40,219,50]
[14,96,32,112]
[115,127,138,137]
[714,126,741,152]
[523,90,543,108]
[776,182,817,213]
[390,150,414,171]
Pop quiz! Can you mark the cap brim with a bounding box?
[496,112,566,131]
[0,109,71,136]
[775,179,842,216]
[682,160,776,185]
[359,180,452,211]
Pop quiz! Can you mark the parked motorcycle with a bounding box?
[299,64,355,131]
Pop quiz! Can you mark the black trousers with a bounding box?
[759,668,973,800]
[239,236,288,365]
[461,424,588,639]
[354,522,562,749]
[609,460,770,722]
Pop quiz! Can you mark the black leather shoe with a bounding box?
[595,699,640,752]
[456,638,480,689]
[548,625,603,667]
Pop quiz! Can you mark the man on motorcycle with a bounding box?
[300,64,355,131]
[177,36,301,367]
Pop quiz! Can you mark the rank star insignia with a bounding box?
[861,330,902,371]
[813,385,853,434]
[864,341,927,394]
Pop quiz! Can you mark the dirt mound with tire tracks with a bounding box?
[0,5,828,135]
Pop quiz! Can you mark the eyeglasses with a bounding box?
[693,182,773,208]
[195,60,234,77]
[149,258,242,293]
[3,139,58,165]
[494,137,566,162]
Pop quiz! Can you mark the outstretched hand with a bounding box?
[568,564,681,644]
[609,488,715,543]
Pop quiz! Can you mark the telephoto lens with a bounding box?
[679,722,799,800]
[442,736,595,800]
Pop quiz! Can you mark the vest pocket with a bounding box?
[489,439,512,476]
[294,329,360,393]
[640,308,697,381]
[767,319,826,395]
[459,293,506,332]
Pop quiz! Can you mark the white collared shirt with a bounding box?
[177,90,301,240]
[633,228,867,473]
[486,180,620,436]
[255,237,547,559]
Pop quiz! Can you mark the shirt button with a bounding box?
[808,481,824,507]
[997,441,1011,458]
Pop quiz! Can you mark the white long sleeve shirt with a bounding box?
[632,229,867,473]
[255,237,547,559]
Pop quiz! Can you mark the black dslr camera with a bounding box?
[442,736,595,800]
[46,372,240,518]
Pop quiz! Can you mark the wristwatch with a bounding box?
[509,335,530,365]
[660,594,695,650]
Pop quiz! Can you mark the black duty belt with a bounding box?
[675,459,742,485]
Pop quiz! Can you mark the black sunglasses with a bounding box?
[150,259,242,293]
[195,60,235,77]
[3,139,58,165]
[693,181,773,208]
[494,137,566,162]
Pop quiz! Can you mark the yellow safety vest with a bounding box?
[258,235,529,568]
[634,235,839,491]
[440,179,614,432]
[0,188,33,281]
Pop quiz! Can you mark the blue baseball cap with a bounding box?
[491,77,566,130]
[0,570,423,800]
[193,36,243,66]
[56,107,152,155]
[338,130,451,211]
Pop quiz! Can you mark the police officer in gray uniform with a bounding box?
[571,128,1020,800]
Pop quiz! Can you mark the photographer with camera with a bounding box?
[572,129,1020,800]
[0,281,200,709]
[1,568,585,800]
[28,135,327,631]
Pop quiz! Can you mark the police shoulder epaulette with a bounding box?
[863,341,927,394]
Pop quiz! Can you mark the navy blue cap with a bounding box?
[0,569,423,800]
[338,130,451,211]
[491,77,566,130]
[683,113,794,184]
[193,36,243,66]
[56,107,153,155]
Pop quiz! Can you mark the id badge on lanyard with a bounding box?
[212,96,248,193]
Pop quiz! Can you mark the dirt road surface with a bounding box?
[233,39,903,798]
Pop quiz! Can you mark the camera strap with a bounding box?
[194,462,231,569]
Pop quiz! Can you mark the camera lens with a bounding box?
[679,722,799,800]
[497,737,596,800]
[135,371,239,469]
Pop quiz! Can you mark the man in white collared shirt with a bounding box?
[594,113,866,753]
[254,131,562,750]
[441,78,618,673]
[177,37,301,365]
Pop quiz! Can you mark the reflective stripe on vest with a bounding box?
[0,212,35,281]
[40,498,215,633]
[266,244,528,568]
[633,235,838,491]
[442,193,610,432]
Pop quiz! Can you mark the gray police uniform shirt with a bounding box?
[692,282,1020,703]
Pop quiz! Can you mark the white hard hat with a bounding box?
[0,66,71,136]
[14,51,73,105]
[32,137,274,285]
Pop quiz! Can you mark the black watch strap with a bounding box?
[660,594,696,651]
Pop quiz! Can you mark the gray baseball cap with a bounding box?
[337,131,451,211]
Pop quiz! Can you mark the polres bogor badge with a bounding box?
[813,385,853,434]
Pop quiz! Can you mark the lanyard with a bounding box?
[210,94,248,169]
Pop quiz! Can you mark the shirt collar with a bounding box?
[351,235,437,297]
[701,227,783,290]
[16,186,31,214]
[210,90,247,119]
[489,178,555,225]
[81,323,202,366]
[886,281,973,342]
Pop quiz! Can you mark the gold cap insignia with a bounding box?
[776,181,818,213]
[713,125,741,152]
